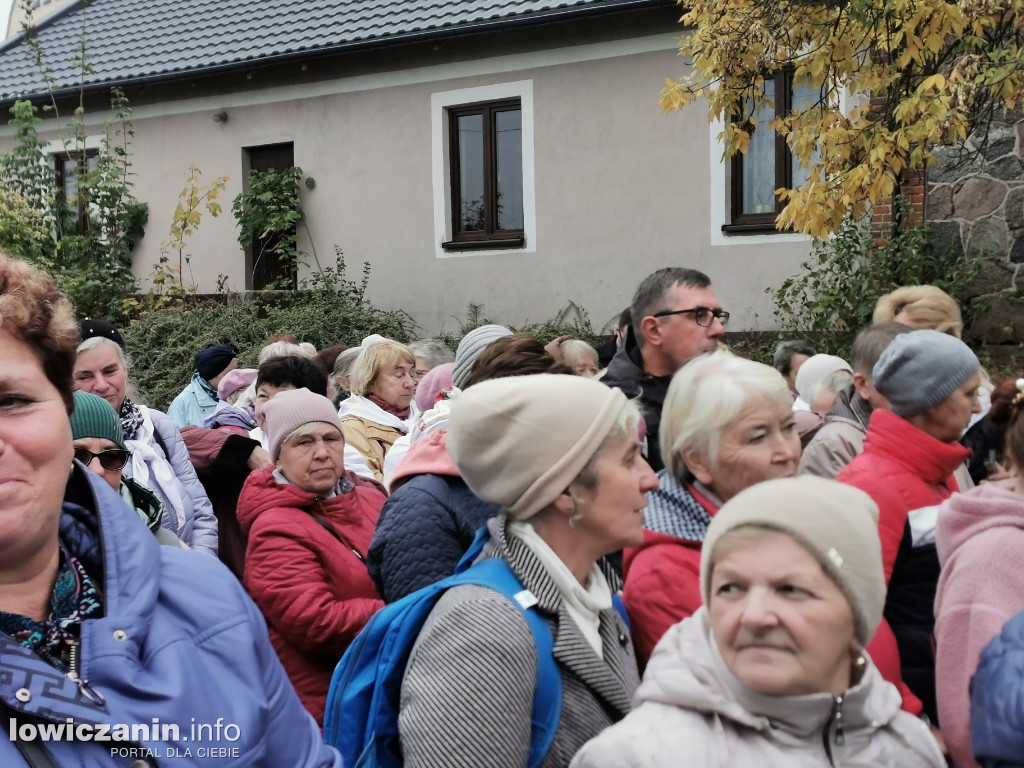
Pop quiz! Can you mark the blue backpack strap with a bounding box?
[612,593,630,630]
[450,559,561,768]
[324,556,562,768]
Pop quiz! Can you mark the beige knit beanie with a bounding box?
[447,373,628,520]
[263,387,344,461]
[700,476,885,644]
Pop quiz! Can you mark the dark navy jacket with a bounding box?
[0,466,341,767]
[972,608,1024,767]
[368,473,500,603]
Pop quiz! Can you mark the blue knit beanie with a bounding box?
[195,345,237,382]
[872,330,979,417]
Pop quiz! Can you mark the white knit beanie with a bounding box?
[263,388,344,461]
[451,324,514,388]
[794,354,853,405]
[700,476,885,645]
[447,374,628,520]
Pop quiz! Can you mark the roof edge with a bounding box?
[0,0,672,105]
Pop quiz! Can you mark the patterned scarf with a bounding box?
[643,470,716,542]
[0,542,103,673]
[119,396,145,441]
[367,393,411,420]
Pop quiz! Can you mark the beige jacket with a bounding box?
[570,609,945,768]
[339,395,417,483]
[799,416,866,479]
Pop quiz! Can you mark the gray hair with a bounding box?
[630,268,711,348]
[408,338,455,369]
[772,340,817,377]
[259,341,305,364]
[74,336,144,405]
[851,322,911,377]
[661,350,792,483]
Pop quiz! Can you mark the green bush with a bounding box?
[438,300,604,351]
[124,256,416,409]
[768,196,982,360]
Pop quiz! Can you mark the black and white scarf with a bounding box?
[643,470,715,542]
[119,397,145,441]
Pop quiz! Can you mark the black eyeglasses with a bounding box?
[74,448,131,471]
[652,306,730,328]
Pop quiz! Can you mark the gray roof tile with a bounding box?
[0,0,657,101]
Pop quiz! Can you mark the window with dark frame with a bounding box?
[726,70,817,234]
[444,99,524,249]
[54,149,99,234]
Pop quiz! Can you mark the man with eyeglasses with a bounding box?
[602,268,728,471]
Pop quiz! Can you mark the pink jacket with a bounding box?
[934,478,1024,768]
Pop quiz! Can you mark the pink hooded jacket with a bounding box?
[934,478,1024,768]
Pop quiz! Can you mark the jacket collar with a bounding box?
[864,409,970,484]
[492,517,636,716]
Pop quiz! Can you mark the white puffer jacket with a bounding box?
[571,608,944,768]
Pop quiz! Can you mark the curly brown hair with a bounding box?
[462,334,570,389]
[0,252,79,414]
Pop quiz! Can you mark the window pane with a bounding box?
[495,109,523,231]
[790,77,819,190]
[741,80,776,216]
[456,113,485,232]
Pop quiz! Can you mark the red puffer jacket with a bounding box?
[238,466,386,725]
[838,408,969,723]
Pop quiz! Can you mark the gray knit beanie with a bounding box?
[872,329,980,417]
[700,476,885,645]
[447,373,629,521]
[263,388,344,461]
[452,324,513,388]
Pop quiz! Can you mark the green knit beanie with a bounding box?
[71,390,127,450]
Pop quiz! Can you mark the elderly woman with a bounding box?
[70,390,184,547]
[397,374,656,767]
[73,335,218,555]
[339,339,420,483]
[622,350,801,668]
[873,284,964,336]
[933,376,1024,768]
[238,388,386,725]
[839,329,981,724]
[408,337,455,384]
[571,477,945,768]
[0,254,340,766]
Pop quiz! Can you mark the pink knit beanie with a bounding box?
[262,387,344,461]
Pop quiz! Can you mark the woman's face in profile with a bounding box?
[0,328,75,563]
[708,531,856,697]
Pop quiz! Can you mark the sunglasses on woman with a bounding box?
[74,448,131,471]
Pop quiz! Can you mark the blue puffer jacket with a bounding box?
[0,466,341,768]
[123,407,219,557]
[971,608,1024,767]
[368,473,500,603]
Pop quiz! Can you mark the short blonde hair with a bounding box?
[873,285,963,338]
[661,350,792,484]
[349,340,416,396]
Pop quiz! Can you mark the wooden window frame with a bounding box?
[725,70,802,234]
[444,99,525,249]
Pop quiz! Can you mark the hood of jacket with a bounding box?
[339,394,419,433]
[636,608,905,740]
[936,478,1024,565]
[388,428,460,491]
[825,384,872,432]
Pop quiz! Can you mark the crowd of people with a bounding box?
[0,251,1022,767]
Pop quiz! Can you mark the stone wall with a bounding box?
[927,108,1024,372]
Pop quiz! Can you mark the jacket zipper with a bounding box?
[822,694,845,767]
[66,627,105,706]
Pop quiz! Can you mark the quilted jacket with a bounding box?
[971,607,1024,767]
[838,408,969,722]
[367,429,500,603]
[0,465,341,767]
[237,466,385,725]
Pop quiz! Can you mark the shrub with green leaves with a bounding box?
[123,254,416,409]
[768,196,982,360]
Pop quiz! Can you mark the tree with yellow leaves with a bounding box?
[661,0,1024,236]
